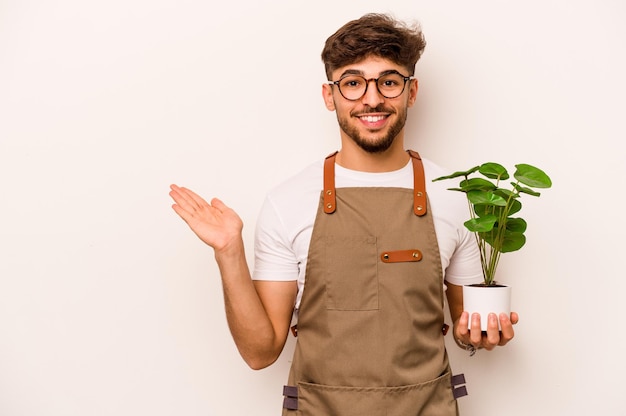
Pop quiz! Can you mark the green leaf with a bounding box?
[467,190,507,206]
[479,163,509,180]
[432,166,480,182]
[481,230,526,252]
[473,204,491,217]
[493,188,518,199]
[464,215,497,232]
[514,164,552,189]
[500,232,526,252]
[459,178,497,192]
[513,183,541,197]
[506,199,522,215]
[505,217,527,233]
[475,199,522,217]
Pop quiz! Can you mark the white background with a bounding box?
[1,1,624,415]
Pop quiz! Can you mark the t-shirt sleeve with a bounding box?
[443,226,484,286]
[252,195,300,282]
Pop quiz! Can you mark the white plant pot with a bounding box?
[463,284,511,331]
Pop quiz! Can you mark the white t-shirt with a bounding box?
[252,156,483,308]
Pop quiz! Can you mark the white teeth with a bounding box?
[361,115,385,122]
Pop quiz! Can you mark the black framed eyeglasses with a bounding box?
[328,71,414,101]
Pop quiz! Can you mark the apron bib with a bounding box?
[282,151,464,416]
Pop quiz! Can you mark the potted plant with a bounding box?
[433,162,552,330]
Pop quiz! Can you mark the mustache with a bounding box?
[352,105,395,116]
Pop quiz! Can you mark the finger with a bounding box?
[169,184,184,203]
[510,311,519,325]
[209,197,229,213]
[469,313,482,346]
[483,313,500,350]
[169,185,200,211]
[172,187,218,221]
[498,313,515,346]
[181,187,212,209]
[456,311,470,339]
[171,202,193,224]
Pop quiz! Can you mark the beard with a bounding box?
[337,104,408,153]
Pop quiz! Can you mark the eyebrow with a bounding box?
[338,69,404,79]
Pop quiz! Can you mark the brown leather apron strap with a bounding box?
[323,151,338,214]
[324,150,427,216]
[407,150,427,216]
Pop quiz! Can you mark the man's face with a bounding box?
[323,56,418,153]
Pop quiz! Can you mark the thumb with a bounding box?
[210,197,229,213]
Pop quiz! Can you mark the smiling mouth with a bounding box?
[359,115,387,123]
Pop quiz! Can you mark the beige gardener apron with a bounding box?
[282,150,467,416]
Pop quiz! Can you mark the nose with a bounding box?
[361,79,385,107]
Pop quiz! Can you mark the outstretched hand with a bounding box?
[169,184,243,253]
[454,311,519,352]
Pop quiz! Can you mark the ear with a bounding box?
[322,83,336,111]
[407,78,419,108]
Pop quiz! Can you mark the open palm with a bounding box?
[169,184,243,252]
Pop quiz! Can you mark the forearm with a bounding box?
[445,281,464,327]
[215,241,287,369]
[168,187,293,368]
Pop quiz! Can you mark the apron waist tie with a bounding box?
[282,374,469,410]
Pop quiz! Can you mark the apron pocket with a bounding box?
[296,372,457,416]
[323,235,378,311]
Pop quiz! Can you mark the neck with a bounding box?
[336,136,409,172]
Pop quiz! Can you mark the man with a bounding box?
[169,13,518,415]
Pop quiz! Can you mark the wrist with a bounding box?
[454,336,478,357]
[214,238,248,271]
[214,236,245,258]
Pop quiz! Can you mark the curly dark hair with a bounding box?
[321,13,426,79]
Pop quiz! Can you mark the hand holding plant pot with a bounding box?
[434,162,552,330]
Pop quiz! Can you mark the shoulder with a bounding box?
[257,159,323,241]
[422,157,470,222]
[265,159,323,205]
[421,157,451,183]
[422,157,460,197]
